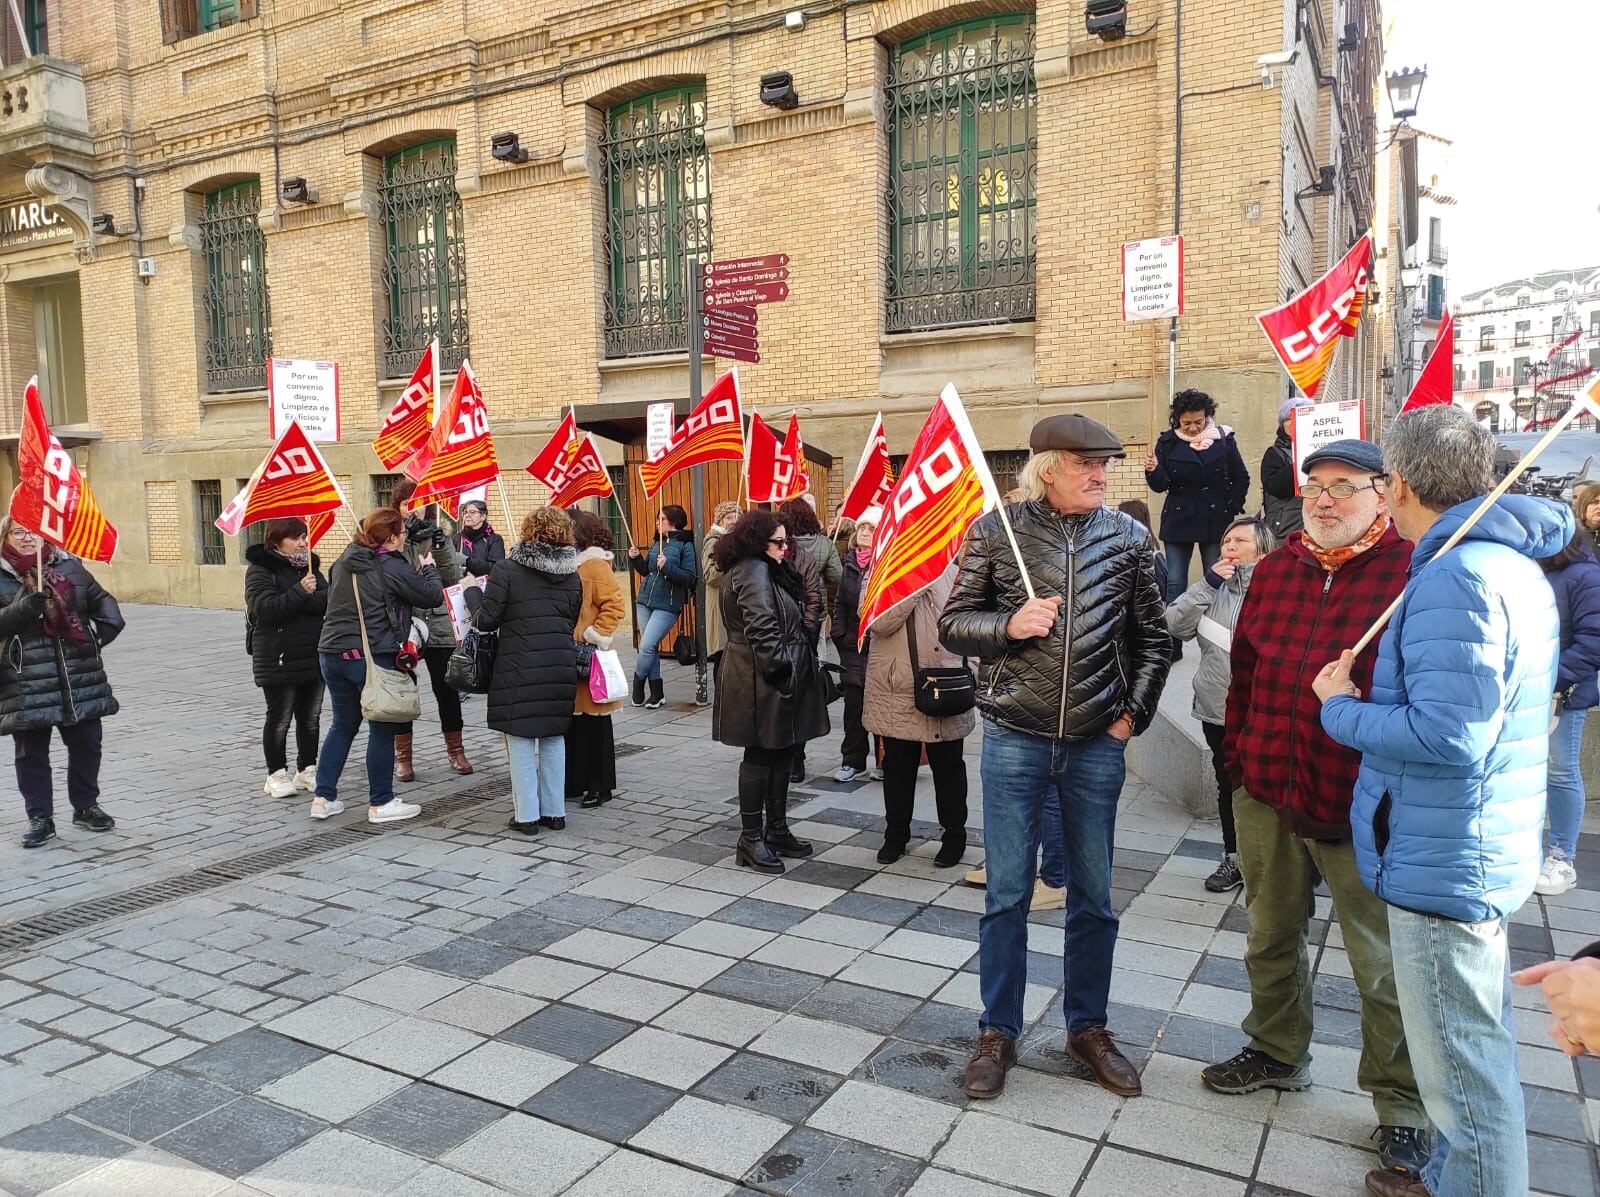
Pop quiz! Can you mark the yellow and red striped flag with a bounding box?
[1257,233,1372,398]
[373,339,438,471]
[216,419,346,537]
[858,384,999,645]
[10,377,118,562]
[839,412,893,522]
[527,410,614,508]
[639,370,745,499]
[406,359,500,509]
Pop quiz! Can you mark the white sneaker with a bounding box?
[308,796,344,820]
[1535,854,1578,896]
[369,800,421,825]
[835,765,861,783]
[292,765,316,792]
[263,770,298,798]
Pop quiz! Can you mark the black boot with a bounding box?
[631,675,646,707]
[735,762,783,873]
[789,751,806,784]
[765,763,813,858]
[646,678,666,710]
[21,816,54,848]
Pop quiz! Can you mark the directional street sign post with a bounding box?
[704,280,789,309]
[697,250,789,363]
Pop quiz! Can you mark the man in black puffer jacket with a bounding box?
[941,413,1171,1102]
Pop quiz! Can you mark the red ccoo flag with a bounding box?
[858,384,1000,645]
[746,413,809,506]
[639,370,745,499]
[1257,233,1373,398]
[527,410,615,508]
[307,510,337,550]
[10,377,118,562]
[1400,310,1455,412]
[406,359,500,509]
[838,412,894,522]
[373,339,438,471]
[216,419,346,536]
[780,413,809,502]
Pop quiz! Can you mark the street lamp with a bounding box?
[1386,65,1427,121]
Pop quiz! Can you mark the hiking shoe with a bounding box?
[263,770,298,798]
[835,764,862,783]
[21,817,54,848]
[1364,1169,1430,1197]
[1535,853,1578,896]
[309,797,344,820]
[1205,856,1244,893]
[72,806,116,832]
[1202,1048,1310,1094]
[369,800,420,825]
[1374,1126,1431,1177]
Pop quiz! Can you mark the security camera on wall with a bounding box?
[1257,49,1298,89]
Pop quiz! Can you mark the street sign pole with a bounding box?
[688,255,710,707]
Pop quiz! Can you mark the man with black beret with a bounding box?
[940,412,1172,1099]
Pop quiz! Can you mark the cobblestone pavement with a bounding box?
[0,605,1596,1196]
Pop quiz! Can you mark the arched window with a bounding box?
[886,15,1036,332]
[200,179,270,392]
[601,86,712,358]
[381,137,469,377]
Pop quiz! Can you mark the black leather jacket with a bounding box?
[940,501,1171,741]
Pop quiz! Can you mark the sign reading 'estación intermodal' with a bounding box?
[0,199,71,250]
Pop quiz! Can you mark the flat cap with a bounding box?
[1029,413,1126,459]
[1301,438,1384,475]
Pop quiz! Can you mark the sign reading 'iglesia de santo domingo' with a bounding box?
[0,199,71,250]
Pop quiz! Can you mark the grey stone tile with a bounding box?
[479,956,602,1001]
[256,1054,411,1123]
[714,899,814,934]
[521,1064,680,1142]
[750,1015,884,1076]
[781,862,877,891]
[1524,1083,1589,1142]
[564,1151,732,1197]
[824,892,924,927]
[263,996,399,1051]
[654,993,783,1049]
[139,1037,205,1067]
[744,1126,921,1196]
[1150,1012,1246,1064]
[570,972,691,1022]
[594,1026,732,1089]
[74,1069,236,1140]
[419,984,545,1035]
[620,944,735,989]
[499,1003,637,1063]
[340,965,468,1011]
[667,921,779,959]
[597,906,701,943]
[1107,1095,1265,1176]
[703,961,823,1011]
[694,1053,842,1122]
[933,1110,1093,1197]
[407,937,527,980]
[895,1002,978,1052]
[345,1083,503,1158]
[808,1078,961,1157]
[428,1041,573,1106]
[0,1117,133,1197]
[791,981,921,1037]
[38,1146,234,1197]
[342,1017,484,1076]
[857,1040,967,1106]
[473,911,578,954]
[533,893,628,927]
[902,906,981,943]
[388,1164,507,1197]
[631,1094,789,1178]
[240,1129,427,1196]
[176,1030,324,1092]
[154,1097,325,1179]
[15,1041,96,1074]
[441,1112,613,1195]
[46,1008,126,1039]
[1530,1133,1598,1197]
[0,1020,48,1055]
[53,1052,151,1095]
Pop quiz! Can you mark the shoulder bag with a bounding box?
[673,596,699,666]
[906,607,976,718]
[351,565,422,721]
[446,625,496,694]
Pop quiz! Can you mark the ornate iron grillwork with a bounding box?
[886,16,1037,333]
[195,480,225,565]
[601,88,713,359]
[371,474,404,511]
[381,139,470,378]
[200,181,270,392]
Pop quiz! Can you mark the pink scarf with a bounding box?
[854,546,871,569]
[1175,419,1230,453]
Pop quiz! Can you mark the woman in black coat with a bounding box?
[473,506,582,836]
[245,519,329,799]
[829,513,874,782]
[454,500,505,580]
[1143,388,1250,601]
[713,509,829,873]
[0,518,125,849]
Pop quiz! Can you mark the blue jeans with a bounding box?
[509,734,566,821]
[634,606,678,682]
[315,653,400,808]
[1388,907,1526,1197]
[1546,706,1588,859]
[1163,539,1221,603]
[978,719,1127,1038]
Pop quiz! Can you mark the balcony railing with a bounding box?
[0,56,90,163]
[1428,244,1448,265]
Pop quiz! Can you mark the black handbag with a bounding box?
[576,642,595,679]
[673,598,698,666]
[817,659,843,706]
[445,626,497,694]
[906,610,976,718]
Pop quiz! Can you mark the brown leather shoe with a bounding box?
[962,1028,1017,1099]
[1067,1027,1142,1097]
[1364,1169,1430,1197]
[444,730,473,775]
[393,733,415,783]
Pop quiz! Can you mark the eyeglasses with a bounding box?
[7,529,33,540]
[767,537,789,547]
[1302,481,1383,501]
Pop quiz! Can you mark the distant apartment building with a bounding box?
[1454,268,1600,429]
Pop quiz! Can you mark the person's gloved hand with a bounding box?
[15,591,48,619]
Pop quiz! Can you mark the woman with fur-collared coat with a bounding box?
[567,511,626,810]
[863,563,973,866]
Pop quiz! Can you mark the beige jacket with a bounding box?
[862,565,975,744]
[703,526,728,656]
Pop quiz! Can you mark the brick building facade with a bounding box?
[0,0,1379,607]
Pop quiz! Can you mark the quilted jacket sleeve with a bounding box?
[1320,569,1508,766]
[1557,565,1600,693]
[1165,578,1216,643]
[938,516,1017,658]
[1222,571,1264,777]
[1125,533,1171,731]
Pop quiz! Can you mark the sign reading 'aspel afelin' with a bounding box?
[1121,236,1184,321]
[0,199,71,251]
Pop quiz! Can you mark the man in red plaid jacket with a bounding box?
[1204,439,1431,1180]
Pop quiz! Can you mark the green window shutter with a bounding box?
[198,0,240,32]
[886,16,1036,332]
[200,180,270,392]
[601,87,712,359]
[380,138,469,378]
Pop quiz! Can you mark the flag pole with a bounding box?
[940,384,1037,601]
[494,475,515,531]
[35,535,42,591]
[1350,392,1587,658]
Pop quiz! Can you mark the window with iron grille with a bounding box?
[604,468,631,569]
[886,16,1037,333]
[984,450,1030,499]
[381,139,469,378]
[238,480,265,548]
[1514,320,1530,347]
[372,474,404,511]
[1477,361,1494,390]
[195,481,226,565]
[1478,326,1494,351]
[201,181,270,392]
[601,87,712,359]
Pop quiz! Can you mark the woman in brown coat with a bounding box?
[702,500,743,664]
[862,563,973,866]
[566,512,626,809]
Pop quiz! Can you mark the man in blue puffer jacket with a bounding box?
[1313,405,1570,1197]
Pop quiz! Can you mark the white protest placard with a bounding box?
[1121,236,1184,321]
[646,401,675,458]
[443,583,472,644]
[267,358,341,441]
[1290,399,1365,494]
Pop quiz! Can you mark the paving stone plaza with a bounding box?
[0,605,1596,1196]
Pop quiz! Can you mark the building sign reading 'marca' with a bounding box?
[0,200,71,250]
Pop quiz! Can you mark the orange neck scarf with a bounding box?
[1302,515,1389,573]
